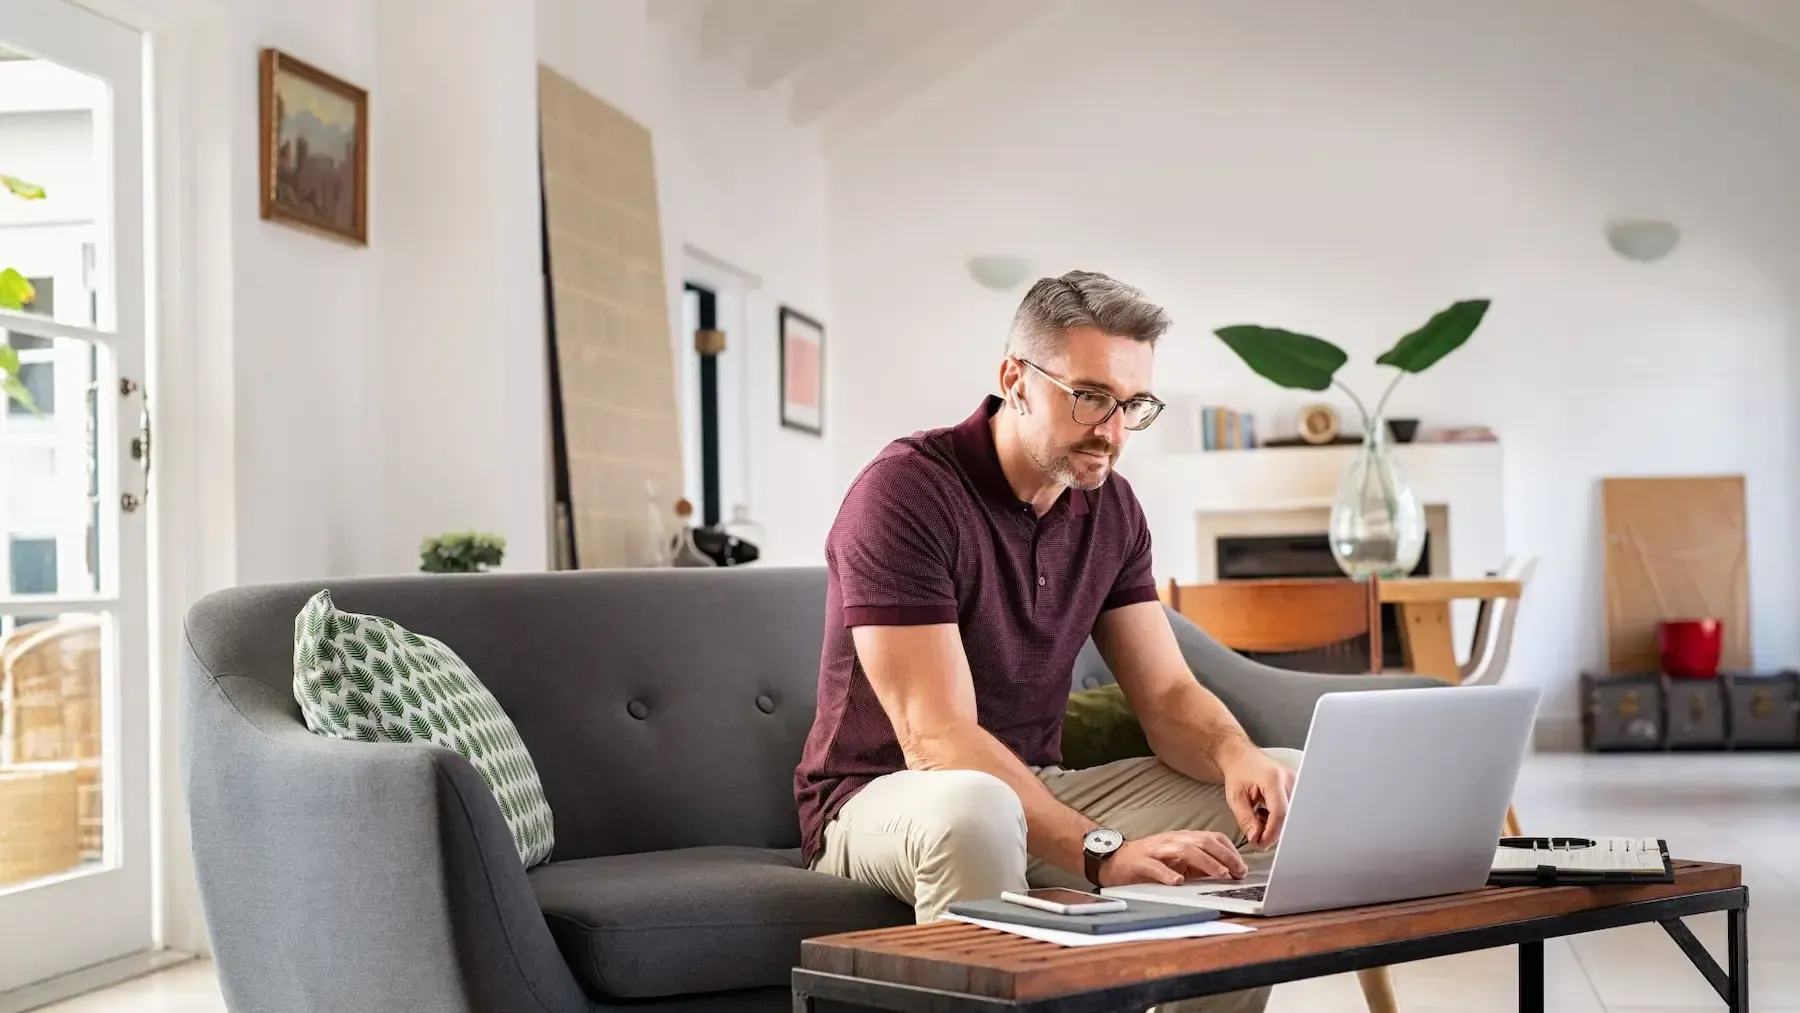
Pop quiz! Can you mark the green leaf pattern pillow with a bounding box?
[292,589,555,867]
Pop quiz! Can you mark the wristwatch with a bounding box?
[1082,827,1124,888]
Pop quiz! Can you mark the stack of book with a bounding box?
[1201,407,1257,450]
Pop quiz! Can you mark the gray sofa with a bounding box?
[182,566,1437,1013]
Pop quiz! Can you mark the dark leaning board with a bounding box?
[795,861,1748,1013]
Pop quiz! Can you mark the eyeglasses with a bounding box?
[1017,358,1166,431]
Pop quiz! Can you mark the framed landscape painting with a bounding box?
[780,306,824,435]
[259,48,368,244]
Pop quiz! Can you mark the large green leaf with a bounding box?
[1375,299,1491,373]
[1,175,46,200]
[1213,325,1349,391]
[0,268,34,311]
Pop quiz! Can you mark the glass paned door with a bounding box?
[0,0,151,993]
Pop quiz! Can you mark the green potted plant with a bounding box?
[1212,298,1491,578]
[419,531,506,574]
[1,173,47,415]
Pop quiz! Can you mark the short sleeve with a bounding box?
[828,455,960,627]
[1102,485,1160,611]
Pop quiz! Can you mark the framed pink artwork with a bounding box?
[780,306,823,435]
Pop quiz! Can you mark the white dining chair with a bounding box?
[1460,555,1539,687]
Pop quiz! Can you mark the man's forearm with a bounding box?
[1139,678,1258,783]
[902,724,1099,877]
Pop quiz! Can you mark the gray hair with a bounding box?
[1004,270,1172,361]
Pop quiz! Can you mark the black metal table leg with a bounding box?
[1659,897,1752,1012]
[1519,940,1544,1013]
[1728,906,1750,1012]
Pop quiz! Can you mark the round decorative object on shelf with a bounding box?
[1297,402,1340,444]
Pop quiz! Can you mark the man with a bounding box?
[794,271,1298,1013]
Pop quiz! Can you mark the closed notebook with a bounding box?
[945,898,1222,935]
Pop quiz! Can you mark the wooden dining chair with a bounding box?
[1164,577,1384,674]
[1161,577,1399,1013]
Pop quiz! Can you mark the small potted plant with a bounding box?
[419,531,506,574]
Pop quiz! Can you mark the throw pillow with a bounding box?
[1061,683,1154,770]
[292,589,555,867]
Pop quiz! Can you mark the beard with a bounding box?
[1024,432,1119,491]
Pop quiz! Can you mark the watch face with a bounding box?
[1084,828,1124,855]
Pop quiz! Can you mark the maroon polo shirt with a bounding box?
[794,395,1161,865]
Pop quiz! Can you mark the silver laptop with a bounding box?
[1102,685,1540,917]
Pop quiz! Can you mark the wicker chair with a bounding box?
[1,616,103,862]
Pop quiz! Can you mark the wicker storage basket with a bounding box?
[0,762,80,887]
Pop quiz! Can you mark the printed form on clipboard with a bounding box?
[1490,836,1674,885]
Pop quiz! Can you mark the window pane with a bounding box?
[6,445,58,530]
[8,361,54,415]
[9,536,57,594]
[0,611,106,883]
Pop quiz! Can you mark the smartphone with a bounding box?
[999,888,1128,915]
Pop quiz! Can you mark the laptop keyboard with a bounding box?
[1206,885,1266,902]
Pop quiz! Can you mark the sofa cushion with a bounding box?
[530,846,911,999]
[291,588,555,866]
[1062,683,1153,769]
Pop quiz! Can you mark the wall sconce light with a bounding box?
[1605,219,1680,263]
[967,256,1036,290]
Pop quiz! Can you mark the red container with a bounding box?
[1658,619,1723,678]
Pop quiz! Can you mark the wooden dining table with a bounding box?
[1378,577,1522,683]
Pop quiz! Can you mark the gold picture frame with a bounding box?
[259,48,368,245]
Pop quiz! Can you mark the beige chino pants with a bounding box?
[814,749,1303,1013]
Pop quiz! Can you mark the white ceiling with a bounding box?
[653,0,1066,149]
[654,0,1800,152]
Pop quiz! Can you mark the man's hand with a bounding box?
[1096,831,1248,887]
[1221,747,1297,847]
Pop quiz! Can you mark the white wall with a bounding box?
[540,3,835,565]
[372,0,548,574]
[223,0,380,584]
[825,0,1800,722]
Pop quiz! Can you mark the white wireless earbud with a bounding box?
[1012,386,1027,413]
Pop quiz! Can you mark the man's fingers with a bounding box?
[1135,853,1184,885]
[1153,838,1231,880]
[1194,834,1248,878]
[1260,784,1290,845]
[1226,789,1261,843]
[1180,842,1231,879]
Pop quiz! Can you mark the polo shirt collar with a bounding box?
[951,396,1090,517]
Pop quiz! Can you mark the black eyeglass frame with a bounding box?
[1016,357,1167,431]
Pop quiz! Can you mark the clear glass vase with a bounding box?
[1329,417,1426,580]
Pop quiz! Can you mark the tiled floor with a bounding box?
[40,753,1800,1012]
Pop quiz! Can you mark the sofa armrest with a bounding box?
[1164,606,1445,749]
[181,636,589,1013]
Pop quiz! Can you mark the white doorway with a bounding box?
[0,0,154,994]
[678,248,759,532]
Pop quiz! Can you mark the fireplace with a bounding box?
[1213,530,1431,671]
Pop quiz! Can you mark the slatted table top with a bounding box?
[800,860,1740,1002]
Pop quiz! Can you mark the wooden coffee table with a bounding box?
[795,860,1748,1013]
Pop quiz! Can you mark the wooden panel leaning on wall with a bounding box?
[539,65,686,568]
